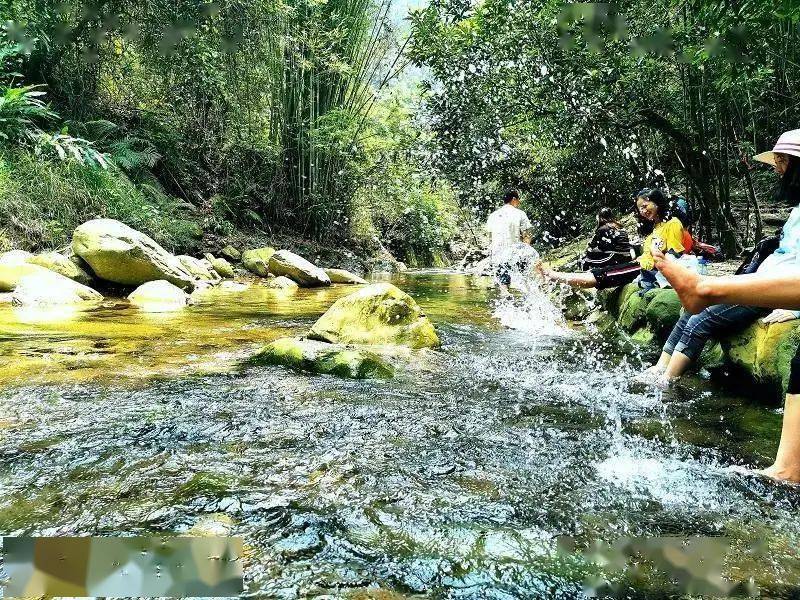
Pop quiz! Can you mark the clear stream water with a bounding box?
[0,271,798,598]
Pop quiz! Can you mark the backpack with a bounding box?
[735,234,781,275]
[672,196,693,228]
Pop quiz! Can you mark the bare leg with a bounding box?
[655,254,800,314]
[538,264,598,289]
[662,351,692,380]
[646,351,672,374]
[760,394,800,483]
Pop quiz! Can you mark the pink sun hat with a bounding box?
[754,129,800,166]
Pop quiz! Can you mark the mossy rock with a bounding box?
[241,247,275,277]
[72,219,194,289]
[560,288,596,321]
[177,255,219,282]
[697,341,725,371]
[308,282,440,349]
[617,288,653,332]
[268,250,331,287]
[219,245,242,262]
[645,289,683,338]
[725,321,800,390]
[206,255,235,278]
[29,251,93,285]
[251,337,394,379]
[630,327,656,346]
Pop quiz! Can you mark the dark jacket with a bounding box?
[580,224,635,271]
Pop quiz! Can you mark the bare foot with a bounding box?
[653,252,711,314]
[633,365,665,384]
[758,464,800,484]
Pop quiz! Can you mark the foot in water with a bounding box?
[758,464,800,485]
[634,365,665,383]
[653,251,712,314]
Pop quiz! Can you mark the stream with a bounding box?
[0,271,798,598]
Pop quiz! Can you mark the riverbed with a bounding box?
[0,271,798,598]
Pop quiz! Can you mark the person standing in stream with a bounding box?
[486,189,535,295]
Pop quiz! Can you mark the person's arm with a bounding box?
[520,213,533,245]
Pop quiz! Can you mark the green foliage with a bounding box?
[0,147,201,252]
[0,42,109,167]
[409,0,800,251]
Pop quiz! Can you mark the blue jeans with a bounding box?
[663,304,768,361]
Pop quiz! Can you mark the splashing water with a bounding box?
[492,259,568,335]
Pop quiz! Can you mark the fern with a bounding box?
[108,137,161,171]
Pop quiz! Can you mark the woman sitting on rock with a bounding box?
[539,188,684,290]
[642,129,800,388]
[579,208,637,271]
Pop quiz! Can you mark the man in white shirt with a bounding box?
[486,189,534,294]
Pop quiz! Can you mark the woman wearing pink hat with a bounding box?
[653,128,800,483]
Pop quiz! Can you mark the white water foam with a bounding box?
[492,273,570,336]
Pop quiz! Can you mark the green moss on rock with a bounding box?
[251,337,394,379]
[308,282,440,348]
[645,289,682,338]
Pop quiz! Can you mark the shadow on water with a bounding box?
[0,272,799,598]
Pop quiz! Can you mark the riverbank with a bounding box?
[544,243,800,401]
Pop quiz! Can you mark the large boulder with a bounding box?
[72,219,193,289]
[177,255,220,282]
[128,280,190,311]
[28,251,93,285]
[251,337,393,379]
[268,250,330,287]
[241,247,275,277]
[324,268,366,285]
[308,282,440,348]
[12,270,102,305]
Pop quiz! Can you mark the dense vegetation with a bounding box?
[2,0,798,262]
[0,0,456,265]
[410,0,800,253]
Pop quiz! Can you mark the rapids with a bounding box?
[0,271,798,597]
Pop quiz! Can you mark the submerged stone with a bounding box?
[308,282,440,348]
[268,250,331,287]
[72,219,194,289]
[324,268,367,284]
[128,280,190,311]
[241,247,275,277]
[251,337,394,379]
[29,251,93,285]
